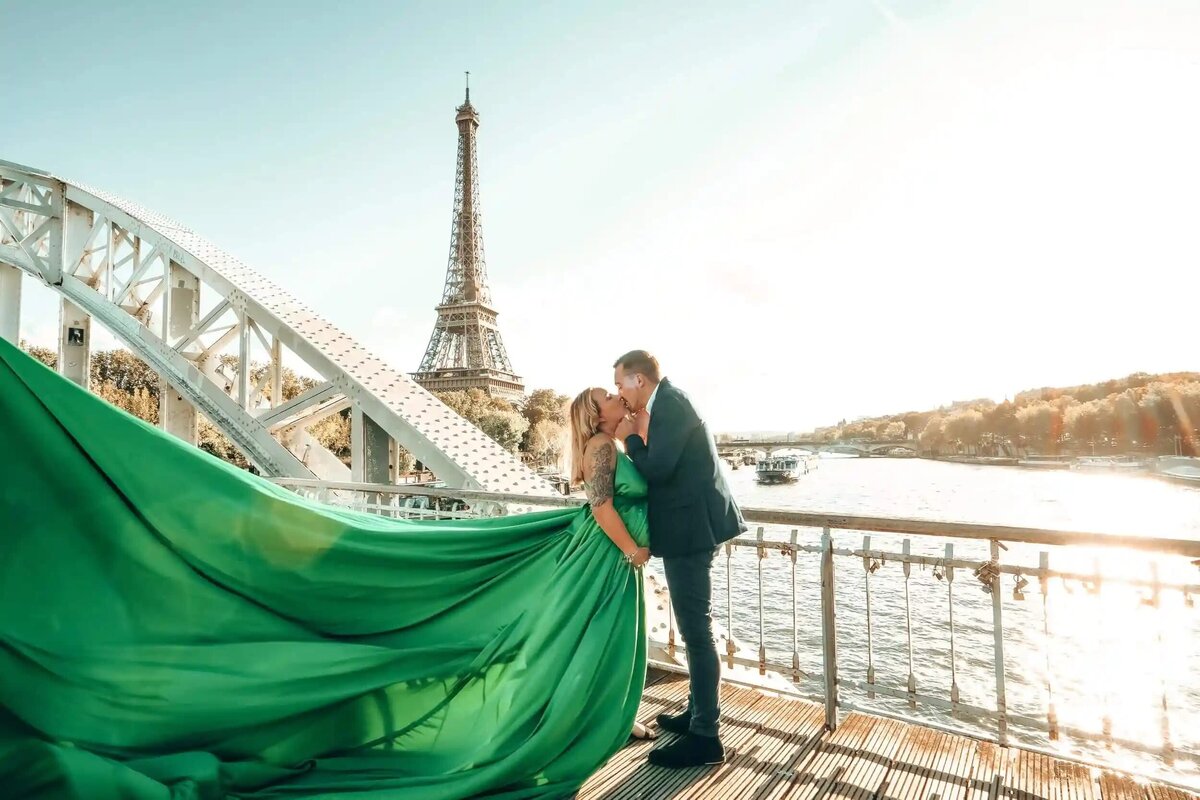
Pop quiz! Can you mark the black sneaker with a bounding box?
[648,732,725,768]
[654,710,690,736]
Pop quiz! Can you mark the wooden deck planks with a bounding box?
[920,725,978,800]
[1097,770,1151,800]
[830,716,909,799]
[964,739,1007,800]
[879,720,941,800]
[674,689,815,800]
[580,672,1200,800]
[1150,785,1200,800]
[772,710,878,799]
[1048,753,1097,800]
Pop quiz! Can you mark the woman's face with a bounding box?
[592,388,627,427]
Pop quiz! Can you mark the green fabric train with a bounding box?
[0,336,648,799]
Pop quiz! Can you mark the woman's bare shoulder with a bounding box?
[584,433,615,451]
[583,434,617,468]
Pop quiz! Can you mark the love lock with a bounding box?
[974,561,1000,594]
[1012,574,1029,601]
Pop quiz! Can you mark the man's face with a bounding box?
[614,366,646,411]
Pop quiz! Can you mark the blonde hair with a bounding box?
[569,387,603,484]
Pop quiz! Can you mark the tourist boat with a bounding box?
[1071,456,1144,473]
[756,455,804,484]
[1017,459,1072,470]
[1161,467,1200,485]
[1158,461,1200,486]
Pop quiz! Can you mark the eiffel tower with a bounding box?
[412,77,524,404]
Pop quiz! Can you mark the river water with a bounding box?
[662,455,1200,788]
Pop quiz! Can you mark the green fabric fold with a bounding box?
[0,337,648,798]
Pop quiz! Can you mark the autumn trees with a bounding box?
[807,374,1200,456]
[18,342,572,473]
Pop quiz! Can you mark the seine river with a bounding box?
[659,456,1200,788]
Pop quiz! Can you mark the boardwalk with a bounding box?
[580,671,1199,800]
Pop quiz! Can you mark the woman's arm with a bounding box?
[583,436,649,566]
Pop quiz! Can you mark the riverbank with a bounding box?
[922,452,1200,484]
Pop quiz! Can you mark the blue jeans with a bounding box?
[663,547,721,738]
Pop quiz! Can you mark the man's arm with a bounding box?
[625,394,699,483]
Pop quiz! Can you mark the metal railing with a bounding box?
[269,478,1200,779]
[270,477,578,519]
[712,516,1200,764]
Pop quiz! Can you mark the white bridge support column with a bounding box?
[236,309,251,411]
[56,200,92,387]
[351,403,392,484]
[0,264,20,344]
[389,438,401,482]
[269,337,283,408]
[57,298,91,388]
[161,260,199,444]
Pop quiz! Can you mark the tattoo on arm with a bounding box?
[585,441,616,508]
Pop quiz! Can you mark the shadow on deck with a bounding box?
[579,670,1199,800]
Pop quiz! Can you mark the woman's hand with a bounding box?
[628,547,650,568]
[633,409,650,440]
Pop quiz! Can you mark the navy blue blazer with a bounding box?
[624,378,746,558]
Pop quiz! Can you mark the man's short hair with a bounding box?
[613,350,661,383]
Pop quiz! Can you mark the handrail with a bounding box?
[269,477,580,509]
[269,478,1200,557]
[736,508,1200,557]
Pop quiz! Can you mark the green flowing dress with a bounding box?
[0,337,649,799]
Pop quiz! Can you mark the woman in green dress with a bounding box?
[0,337,657,799]
[567,387,657,742]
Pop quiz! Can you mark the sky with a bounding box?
[3,0,1199,432]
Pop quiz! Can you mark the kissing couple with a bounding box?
[0,341,746,799]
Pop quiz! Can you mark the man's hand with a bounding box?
[629,547,650,568]
[633,409,650,440]
[615,414,637,442]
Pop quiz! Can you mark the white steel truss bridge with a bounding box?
[0,160,554,495]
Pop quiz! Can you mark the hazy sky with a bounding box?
[4,0,1198,431]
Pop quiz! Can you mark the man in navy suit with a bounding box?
[614,350,746,768]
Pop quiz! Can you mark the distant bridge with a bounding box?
[717,439,919,456]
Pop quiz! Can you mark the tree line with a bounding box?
[19,343,569,473]
[802,372,1200,456]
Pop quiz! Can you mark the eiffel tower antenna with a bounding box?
[412,81,524,403]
